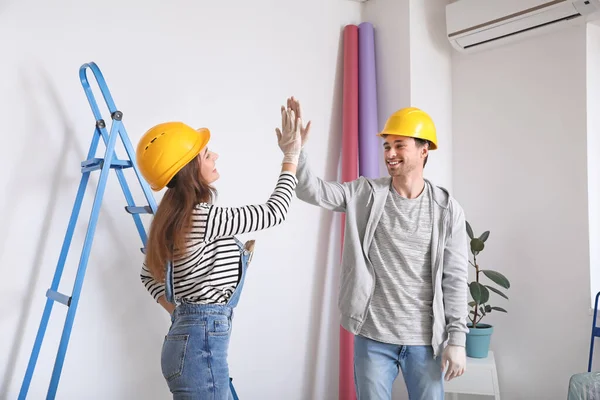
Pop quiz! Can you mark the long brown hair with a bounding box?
[145,154,217,281]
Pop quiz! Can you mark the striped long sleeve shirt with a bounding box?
[141,171,298,304]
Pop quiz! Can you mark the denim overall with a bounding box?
[160,237,251,400]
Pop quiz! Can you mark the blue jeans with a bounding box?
[160,238,249,400]
[161,304,235,399]
[354,335,444,400]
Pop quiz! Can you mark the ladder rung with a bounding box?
[125,206,153,215]
[46,289,71,306]
[81,158,133,173]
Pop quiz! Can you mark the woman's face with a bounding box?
[198,146,220,184]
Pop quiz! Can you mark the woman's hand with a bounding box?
[275,106,302,165]
[157,295,175,315]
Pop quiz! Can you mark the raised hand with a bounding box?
[286,96,311,147]
[275,106,302,165]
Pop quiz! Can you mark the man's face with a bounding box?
[383,135,427,177]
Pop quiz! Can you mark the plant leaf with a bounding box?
[469,282,483,303]
[466,221,474,239]
[485,305,492,313]
[480,285,490,304]
[485,285,508,300]
[479,231,490,242]
[471,238,485,253]
[491,306,507,313]
[479,306,486,316]
[468,301,477,307]
[482,270,510,289]
[470,282,489,304]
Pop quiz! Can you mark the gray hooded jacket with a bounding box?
[295,150,469,356]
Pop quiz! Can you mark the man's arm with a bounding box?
[442,200,470,346]
[286,97,363,212]
[295,150,355,212]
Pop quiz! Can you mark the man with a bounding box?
[285,98,469,400]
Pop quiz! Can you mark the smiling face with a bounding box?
[198,146,220,184]
[383,135,429,178]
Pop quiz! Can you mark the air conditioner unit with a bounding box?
[446,0,600,53]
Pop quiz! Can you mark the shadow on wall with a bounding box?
[0,64,162,398]
[0,65,81,398]
[300,26,345,400]
[69,65,166,398]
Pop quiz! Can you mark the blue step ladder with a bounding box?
[17,62,240,399]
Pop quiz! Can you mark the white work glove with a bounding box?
[441,345,466,381]
[286,96,311,147]
[275,107,302,165]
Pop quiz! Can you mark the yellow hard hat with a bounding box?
[136,122,210,191]
[378,107,437,150]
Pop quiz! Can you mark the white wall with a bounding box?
[408,0,453,189]
[4,1,597,399]
[453,26,592,399]
[0,0,361,399]
[362,0,411,133]
[588,22,600,310]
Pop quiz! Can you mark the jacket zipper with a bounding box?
[432,207,449,357]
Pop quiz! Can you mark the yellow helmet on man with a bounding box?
[378,107,438,150]
[136,122,210,191]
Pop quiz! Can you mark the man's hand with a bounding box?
[285,96,311,147]
[441,345,466,381]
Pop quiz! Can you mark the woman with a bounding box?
[135,106,303,399]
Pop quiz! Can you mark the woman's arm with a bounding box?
[195,170,298,242]
[282,162,297,174]
[196,107,301,241]
[140,262,175,314]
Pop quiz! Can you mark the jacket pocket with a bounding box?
[161,334,189,382]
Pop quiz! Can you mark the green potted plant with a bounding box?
[465,221,510,358]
